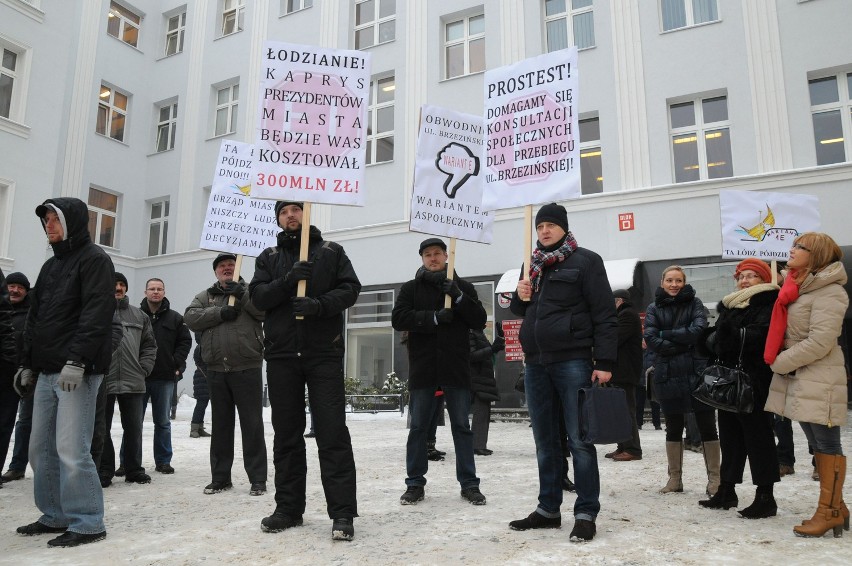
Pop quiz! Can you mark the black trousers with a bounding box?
[0,369,19,472]
[664,410,718,442]
[100,393,145,479]
[266,358,357,519]
[207,368,267,483]
[471,395,491,450]
[718,409,780,486]
[90,378,107,473]
[616,384,643,456]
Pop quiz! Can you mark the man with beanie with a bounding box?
[605,289,643,462]
[250,201,361,541]
[2,272,30,483]
[99,273,157,486]
[0,270,17,489]
[392,238,488,506]
[185,253,267,497]
[509,202,617,542]
[16,198,115,547]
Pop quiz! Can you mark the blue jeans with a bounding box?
[525,359,599,521]
[406,387,479,490]
[142,380,174,465]
[29,372,105,534]
[800,421,843,455]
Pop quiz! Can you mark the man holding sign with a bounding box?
[249,201,361,541]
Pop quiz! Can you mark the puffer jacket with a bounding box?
[643,285,709,413]
[140,296,192,381]
[765,262,849,427]
[469,329,500,402]
[184,278,264,372]
[107,297,157,394]
[612,299,643,387]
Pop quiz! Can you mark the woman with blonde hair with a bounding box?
[764,232,848,538]
[644,266,718,496]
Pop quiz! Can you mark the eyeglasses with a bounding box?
[792,243,811,252]
[736,273,762,282]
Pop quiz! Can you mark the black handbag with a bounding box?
[693,329,754,413]
[578,383,633,444]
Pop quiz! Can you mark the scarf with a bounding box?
[721,282,779,310]
[529,232,578,292]
[764,272,800,365]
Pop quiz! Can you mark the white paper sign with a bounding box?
[482,48,580,211]
[199,140,278,257]
[252,41,371,206]
[410,105,493,244]
[719,190,821,261]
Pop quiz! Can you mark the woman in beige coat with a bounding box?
[764,232,848,538]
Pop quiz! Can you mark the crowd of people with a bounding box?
[0,198,848,549]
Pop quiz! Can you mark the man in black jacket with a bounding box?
[250,201,360,541]
[605,289,643,462]
[15,198,115,547]
[392,238,488,507]
[508,203,617,543]
[0,270,17,488]
[2,272,32,483]
[139,278,191,474]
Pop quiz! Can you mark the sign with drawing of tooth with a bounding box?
[719,190,820,261]
[410,105,493,244]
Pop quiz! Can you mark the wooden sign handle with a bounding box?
[296,203,312,320]
[227,254,245,307]
[522,205,533,301]
[444,238,457,309]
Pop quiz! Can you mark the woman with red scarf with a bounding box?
[764,232,848,538]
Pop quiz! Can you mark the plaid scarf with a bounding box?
[764,272,800,365]
[529,232,578,292]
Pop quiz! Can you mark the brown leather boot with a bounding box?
[794,453,846,538]
[660,441,684,494]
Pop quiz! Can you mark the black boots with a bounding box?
[699,481,738,510]
[739,485,778,519]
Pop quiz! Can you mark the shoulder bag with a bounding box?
[692,329,754,413]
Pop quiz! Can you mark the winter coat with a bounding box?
[184,278,265,372]
[9,293,30,353]
[708,285,778,409]
[643,285,709,414]
[250,226,361,360]
[23,197,116,375]
[509,247,618,370]
[612,299,643,387]
[107,297,157,394]
[469,329,500,402]
[0,273,14,377]
[765,262,849,427]
[140,296,192,381]
[392,269,486,390]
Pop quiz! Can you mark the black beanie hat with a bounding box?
[535,203,569,234]
[274,201,304,216]
[115,272,129,289]
[5,272,30,291]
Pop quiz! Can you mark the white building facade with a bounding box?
[2,0,851,405]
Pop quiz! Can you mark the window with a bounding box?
[346,290,394,390]
[213,83,238,136]
[579,117,603,194]
[156,101,178,152]
[164,11,186,56]
[148,199,169,256]
[808,72,852,165]
[669,94,732,183]
[544,0,595,51]
[1,47,19,120]
[661,0,719,32]
[96,85,128,142]
[282,0,312,15]
[87,187,118,248]
[444,13,485,79]
[472,281,495,337]
[354,0,395,49]
[221,0,245,36]
[366,76,394,165]
[107,2,141,47]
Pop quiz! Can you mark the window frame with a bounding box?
[164,10,186,56]
[659,0,720,33]
[345,289,395,390]
[213,82,239,138]
[87,186,119,249]
[221,0,245,37]
[155,101,178,153]
[668,93,733,183]
[443,12,486,80]
[96,84,130,143]
[354,0,396,50]
[107,1,142,48]
[579,116,603,195]
[365,75,394,165]
[543,0,596,52]
[281,0,313,16]
[808,71,852,166]
[0,36,31,132]
[147,198,170,256]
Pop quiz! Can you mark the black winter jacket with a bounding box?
[612,299,643,387]
[250,226,361,360]
[0,272,14,376]
[469,329,500,402]
[392,269,486,390]
[23,198,116,375]
[509,247,617,370]
[140,297,192,381]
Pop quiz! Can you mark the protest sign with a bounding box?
[719,190,820,261]
[200,139,278,257]
[410,105,492,243]
[253,42,371,206]
[502,319,524,362]
[482,48,579,210]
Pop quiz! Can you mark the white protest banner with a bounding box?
[482,47,579,210]
[410,105,493,244]
[200,139,278,257]
[253,42,371,206]
[719,190,820,261]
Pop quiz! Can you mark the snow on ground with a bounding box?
[1,396,850,565]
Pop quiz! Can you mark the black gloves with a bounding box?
[292,297,322,317]
[284,261,314,287]
[441,279,462,300]
[220,306,240,321]
[415,267,446,287]
[492,335,505,352]
[222,281,245,300]
[435,308,454,324]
